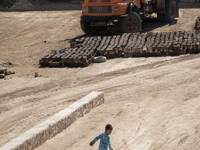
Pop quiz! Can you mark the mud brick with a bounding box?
[154,50,162,56]
[182,42,187,50]
[150,48,159,56]
[186,43,193,53]
[88,57,93,64]
[40,51,56,67]
[67,55,75,67]
[165,45,171,56]
[124,47,132,53]
[179,47,187,55]
[147,47,154,56]
[52,53,63,61]
[82,56,89,67]
[141,47,151,57]
[75,38,82,44]
[80,37,86,42]
[168,49,175,56]
[196,42,200,52]
[113,47,119,57]
[72,56,79,67]
[188,43,196,53]
[160,47,168,56]
[122,41,128,47]
[70,48,78,54]
[172,44,180,55]
[157,45,162,51]
[107,51,115,58]
[60,54,68,67]
[0,69,7,74]
[99,49,105,56]
[40,54,49,64]
[82,38,89,46]
[47,50,56,57]
[49,61,61,67]
[70,42,76,48]
[132,47,141,57]
[117,47,123,56]
[123,53,133,57]
[96,48,102,56]
[60,47,68,53]
[86,53,92,59]
[117,43,122,48]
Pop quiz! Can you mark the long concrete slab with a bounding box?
[0,91,104,150]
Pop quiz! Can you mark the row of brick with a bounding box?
[40,30,200,68]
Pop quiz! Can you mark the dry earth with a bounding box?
[0,7,200,150]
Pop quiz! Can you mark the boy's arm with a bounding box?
[108,138,113,150]
[90,134,101,146]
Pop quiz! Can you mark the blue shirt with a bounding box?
[90,132,113,150]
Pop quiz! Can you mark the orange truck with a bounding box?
[81,0,179,35]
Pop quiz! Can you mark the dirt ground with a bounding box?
[0,6,200,150]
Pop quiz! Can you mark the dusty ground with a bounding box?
[0,6,200,150]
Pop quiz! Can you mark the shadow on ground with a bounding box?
[68,17,177,42]
[0,1,82,11]
[142,18,178,32]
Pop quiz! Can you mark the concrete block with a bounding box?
[0,92,104,150]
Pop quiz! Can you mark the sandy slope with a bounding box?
[36,54,200,150]
[0,8,200,149]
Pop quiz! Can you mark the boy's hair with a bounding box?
[105,124,113,131]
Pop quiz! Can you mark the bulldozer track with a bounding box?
[40,30,200,68]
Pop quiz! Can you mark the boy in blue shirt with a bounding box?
[90,124,113,150]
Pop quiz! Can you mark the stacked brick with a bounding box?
[0,69,15,79]
[40,30,200,68]
[40,37,101,67]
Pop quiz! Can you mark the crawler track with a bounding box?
[40,30,200,68]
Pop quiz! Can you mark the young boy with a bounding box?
[90,124,113,150]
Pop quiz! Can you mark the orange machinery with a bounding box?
[81,0,179,35]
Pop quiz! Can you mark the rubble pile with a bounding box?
[0,69,15,79]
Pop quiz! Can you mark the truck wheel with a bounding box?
[119,12,141,34]
[81,19,101,35]
[157,13,165,22]
[165,0,176,23]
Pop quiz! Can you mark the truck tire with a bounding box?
[157,13,165,22]
[165,0,176,23]
[93,56,107,63]
[119,12,141,34]
[80,18,101,35]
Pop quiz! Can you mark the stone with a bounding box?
[0,74,5,79]
[0,92,104,150]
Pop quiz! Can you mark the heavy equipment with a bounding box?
[81,0,179,35]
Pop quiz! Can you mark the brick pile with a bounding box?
[40,30,200,68]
